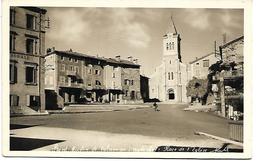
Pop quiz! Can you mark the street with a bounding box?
[10,104,236,151]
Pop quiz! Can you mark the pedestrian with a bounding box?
[153,102,159,112]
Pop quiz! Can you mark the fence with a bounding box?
[229,121,243,142]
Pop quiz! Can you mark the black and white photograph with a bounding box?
[1,0,253,159]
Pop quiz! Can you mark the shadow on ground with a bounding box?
[10,137,65,151]
[10,124,43,130]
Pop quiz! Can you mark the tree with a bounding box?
[186,77,208,104]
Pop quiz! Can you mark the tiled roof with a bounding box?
[220,36,244,49]
[47,50,140,67]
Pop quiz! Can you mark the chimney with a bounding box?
[127,56,133,62]
[133,59,138,64]
[115,55,121,61]
[52,47,55,51]
[69,48,73,52]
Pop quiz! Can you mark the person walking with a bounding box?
[153,102,159,112]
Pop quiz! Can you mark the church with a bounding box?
[149,17,188,103]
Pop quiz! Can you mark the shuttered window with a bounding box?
[10,95,19,106]
[10,62,17,84]
[27,95,40,107]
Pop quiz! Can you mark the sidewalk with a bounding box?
[10,126,242,152]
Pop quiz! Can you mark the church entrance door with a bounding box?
[168,88,175,100]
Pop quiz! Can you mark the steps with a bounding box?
[10,106,48,116]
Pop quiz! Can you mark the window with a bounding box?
[69,65,74,71]
[60,64,65,71]
[88,68,92,74]
[95,80,101,86]
[74,59,78,63]
[10,34,16,51]
[196,62,199,65]
[25,64,37,84]
[95,69,100,75]
[112,73,115,78]
[166,43,169,50]
[171,72,174,80]
[74,66,79,73]
[112,81,115,88]
[26,14,35,30]
[171,42,174,50]
[27,95,40,107]
[124,79,128,85]
[69,57,73,62]
[26,39,34,54]
[59,76,66,83]
[168,72,170,80]
[169,60,171,64]
[10,62,17,84]
[203,59,209,67]
[131,80,134,85]
[10,9,16,25]
[60,56,65,61]
[10,95,19,106]
[125,90,128,97]
[169,42,172,50]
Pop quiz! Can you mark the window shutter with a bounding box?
[35,96,40,107]
[26,95,30,106]
[14,65,17,83]
[16,95,19,106]
[10,95,13,106]
[13,95,19,106]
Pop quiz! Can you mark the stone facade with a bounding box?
[45,50,141,108]
[10,7,47,114]
[149,20,188,103]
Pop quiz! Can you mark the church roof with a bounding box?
[166,16,178,35]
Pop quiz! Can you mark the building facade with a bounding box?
[188,52,220,80]
[218,36,244,119]
[10,7,47,114]
[45,49,142,108]
[149,19,188,103]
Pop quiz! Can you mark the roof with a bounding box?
[46,50,140,67]
[165,16,178,35]
[220,36,244,49]
[189,52,215,64]
[21,7,47,14]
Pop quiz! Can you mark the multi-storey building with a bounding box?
[188,52,220,80]
[45,49,141,108]
[149,18,188,102]
[10,7,47,114]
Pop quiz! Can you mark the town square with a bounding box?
[5,4,246,156]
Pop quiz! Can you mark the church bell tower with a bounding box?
[162,16,183,102]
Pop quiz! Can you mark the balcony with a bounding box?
[66,70,77,76]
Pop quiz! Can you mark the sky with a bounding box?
[45,8,244,76]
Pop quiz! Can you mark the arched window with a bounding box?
[171,42,174,50]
